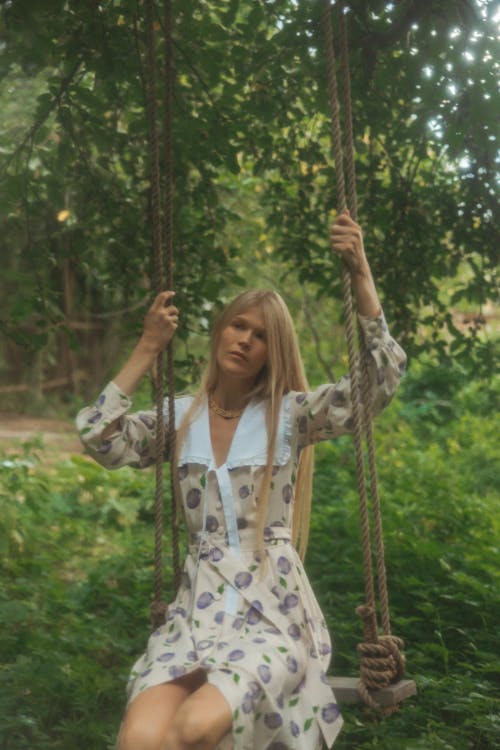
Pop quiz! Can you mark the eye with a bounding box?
[255,330,266,341]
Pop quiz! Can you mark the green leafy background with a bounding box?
[1,367,499,749]
[0,1,498,748]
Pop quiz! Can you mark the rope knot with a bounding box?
[355,629,406,714]
[355,602,406,713]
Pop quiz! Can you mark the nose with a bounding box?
[238,330,252,349]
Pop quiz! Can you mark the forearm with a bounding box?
[99,338,159,439]
[78,290,178,446]
[330,212,381,317]
[112,289,178,395]
[350,260,381,318]
[113,337,159,396]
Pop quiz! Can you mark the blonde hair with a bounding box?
[176,289,314,559]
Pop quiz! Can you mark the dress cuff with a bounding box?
[98,381,132,413]
[77,381,131,437]
[357,310,390,351]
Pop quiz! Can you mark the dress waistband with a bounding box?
[188,526,292,555]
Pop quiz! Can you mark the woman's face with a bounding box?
[216,306,268,383]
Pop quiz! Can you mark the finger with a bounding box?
[332,242,353,254]
[153,290,175,309]
[334,212,358,228]
[164,305,179,315]
[331,230,358,246]
[331,224,358,237]
[162,290,176,306]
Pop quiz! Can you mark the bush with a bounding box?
[1,371,498,748]
[307,371,499,749]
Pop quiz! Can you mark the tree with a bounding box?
[0,0,497,398]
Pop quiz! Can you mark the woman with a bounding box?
[77,212,406,750]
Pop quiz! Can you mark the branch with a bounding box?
[0,58,83,180]
[87,296,150,319]
[301,288,335,382]
[355,0,431,52]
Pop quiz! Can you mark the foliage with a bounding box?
[0,0,497,397]
[307,368,500,749]
[0,448,158,749]
[1,369,499,749]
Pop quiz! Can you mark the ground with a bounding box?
[0,412,83,457]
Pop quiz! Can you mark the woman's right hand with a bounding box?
[110,291,179,397]
[140,291,179,354]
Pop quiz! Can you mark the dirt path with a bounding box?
[0,412,83,456]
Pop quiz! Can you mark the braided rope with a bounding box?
[322,0,377,644]
[338,5,357,223]
[144,0,167,630]
[338,0,392,640]
[323,0,406,710]
[163,0,181,594]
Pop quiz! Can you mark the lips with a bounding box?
[229,350,247,361]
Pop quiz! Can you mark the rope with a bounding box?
[144,0,180,629]
[163,0,181,594]
[322,0,377,646]
[322,0,406,712]
[144,0,167,630]
[337,0,392,639]
[338,6,357,223]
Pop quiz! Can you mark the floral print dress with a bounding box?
[76,311,406,750]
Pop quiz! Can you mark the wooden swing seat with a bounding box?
[328,676,417,707]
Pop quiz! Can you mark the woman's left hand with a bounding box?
[330,210,368,275]
[330,211,381,316]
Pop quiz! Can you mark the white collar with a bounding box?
[167,395,292,468]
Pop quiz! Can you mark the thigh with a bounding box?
[117,671,206,750]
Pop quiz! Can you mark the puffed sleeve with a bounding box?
[290,311,406,450]
[76,381,161,469]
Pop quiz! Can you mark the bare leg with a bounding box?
[116,671,206,750]
[161,682,233,750]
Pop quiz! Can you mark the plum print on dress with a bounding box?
[186,488,201,509]
[197,592,215,609]
[277,556,291,575]
[234,571,252,589]
[257,663,272,684]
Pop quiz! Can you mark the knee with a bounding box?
[163,704,212,750]
[116,717,162,750]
